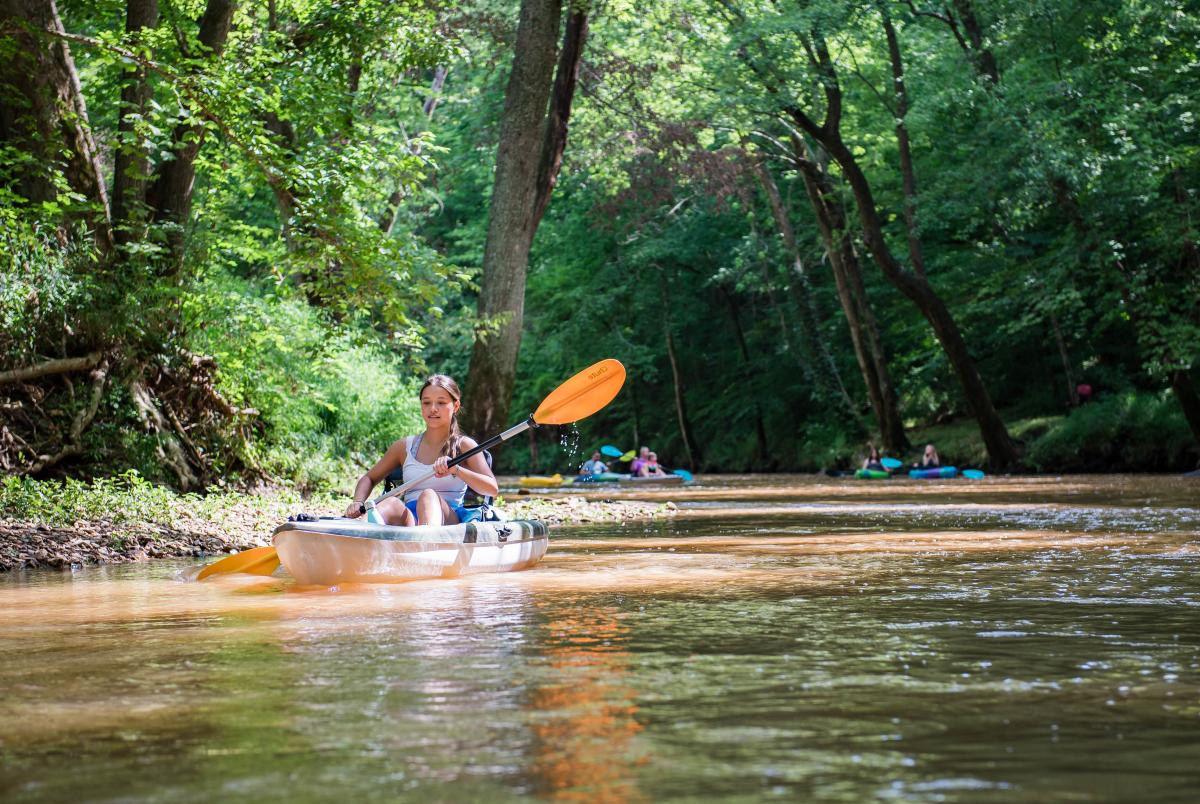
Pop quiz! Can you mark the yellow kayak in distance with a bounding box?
[519,473,567,488]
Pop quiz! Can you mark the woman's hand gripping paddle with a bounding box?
[195,359,627,579]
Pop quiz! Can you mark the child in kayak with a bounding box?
[343,374,498,526]
[638,451,664,477]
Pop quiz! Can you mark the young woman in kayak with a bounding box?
[918,443,941,468]
[862,444,885,471]
[343,375,498,526]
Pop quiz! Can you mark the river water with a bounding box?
[1,475,1198,801]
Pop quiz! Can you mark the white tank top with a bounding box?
[401,434,467,505]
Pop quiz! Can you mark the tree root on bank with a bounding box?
[1,347,258,487]
[10,357,110,475]
[130,378,201,490]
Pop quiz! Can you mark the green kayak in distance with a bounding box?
[854,468,891,479]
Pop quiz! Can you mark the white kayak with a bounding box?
[272,518,549,586]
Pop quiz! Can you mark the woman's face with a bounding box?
[421,386,459,426]
[924,445,935,457]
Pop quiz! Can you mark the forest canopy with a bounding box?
[2,0,1198,489]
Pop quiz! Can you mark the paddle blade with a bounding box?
[532,359,626,425]
[880,457,903,470]
[672,469,694,482]
[196,545,280,580]
[962,469,986,480]
[600,445,623,458]
[620,450,636,462]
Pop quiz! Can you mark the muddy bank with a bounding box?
[0,494,675,572]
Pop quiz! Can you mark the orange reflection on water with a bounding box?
[527,604,644,802]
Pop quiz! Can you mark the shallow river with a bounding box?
[2,475,1198,801]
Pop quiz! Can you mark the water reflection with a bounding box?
[1,474,1199,801]
[527,602,643,801]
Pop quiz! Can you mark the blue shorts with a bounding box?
[404,499,483,524]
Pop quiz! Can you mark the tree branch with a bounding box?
[0,353,103,385]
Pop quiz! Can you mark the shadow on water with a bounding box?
[1,474,1199,801]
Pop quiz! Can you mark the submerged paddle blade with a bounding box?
[600,445,623,458]
[532,359,626,425]
[962,469,986,480]
[880,457,903,470]
[196,545,280,580]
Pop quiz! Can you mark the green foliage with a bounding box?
[0,470,341,537]
[183,270,425,490]
[1026,392,1198,472]
[0,214,94,364]
[0,470,179,526]
[4,0,1198,487]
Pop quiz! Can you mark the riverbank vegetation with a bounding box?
[3,0,1198,496]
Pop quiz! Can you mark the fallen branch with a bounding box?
[0,352,102,385]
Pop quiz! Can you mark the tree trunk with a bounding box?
[111,0,159,244]
[1171,370,1200,449]
[0,0,112,249]
[782,32,1019,468]
[792,144,909,453]
[882,9,927,280]
[378,65,447,235]
[1049,310,1079,407]
[747,153,859,421]
[659,270,700,470]
[143,0,235,273]
[464,0,587,438]
[718,285,769,467]
[950,0,999,83]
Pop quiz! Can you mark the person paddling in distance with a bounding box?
[629,446,650,475]
[343,375,498,526]
[581,450,608,475]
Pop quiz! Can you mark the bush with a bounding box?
[184,271,425,491]
[1026,391,1198,472]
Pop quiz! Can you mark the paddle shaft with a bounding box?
[361,416,537,513]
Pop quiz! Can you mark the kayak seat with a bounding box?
[383,449,499,520]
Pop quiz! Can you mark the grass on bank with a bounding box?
[0,471,342,534]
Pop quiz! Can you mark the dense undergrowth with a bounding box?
[182,271,426,491]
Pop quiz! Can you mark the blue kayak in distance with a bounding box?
[909,466,958,479]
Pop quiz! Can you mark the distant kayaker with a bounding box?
[581,451,608,475]
[630,446,650,475]
[639,451,664,477]
[343,374,498,526]
[862,444,886,471]
[919,443,941,468]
